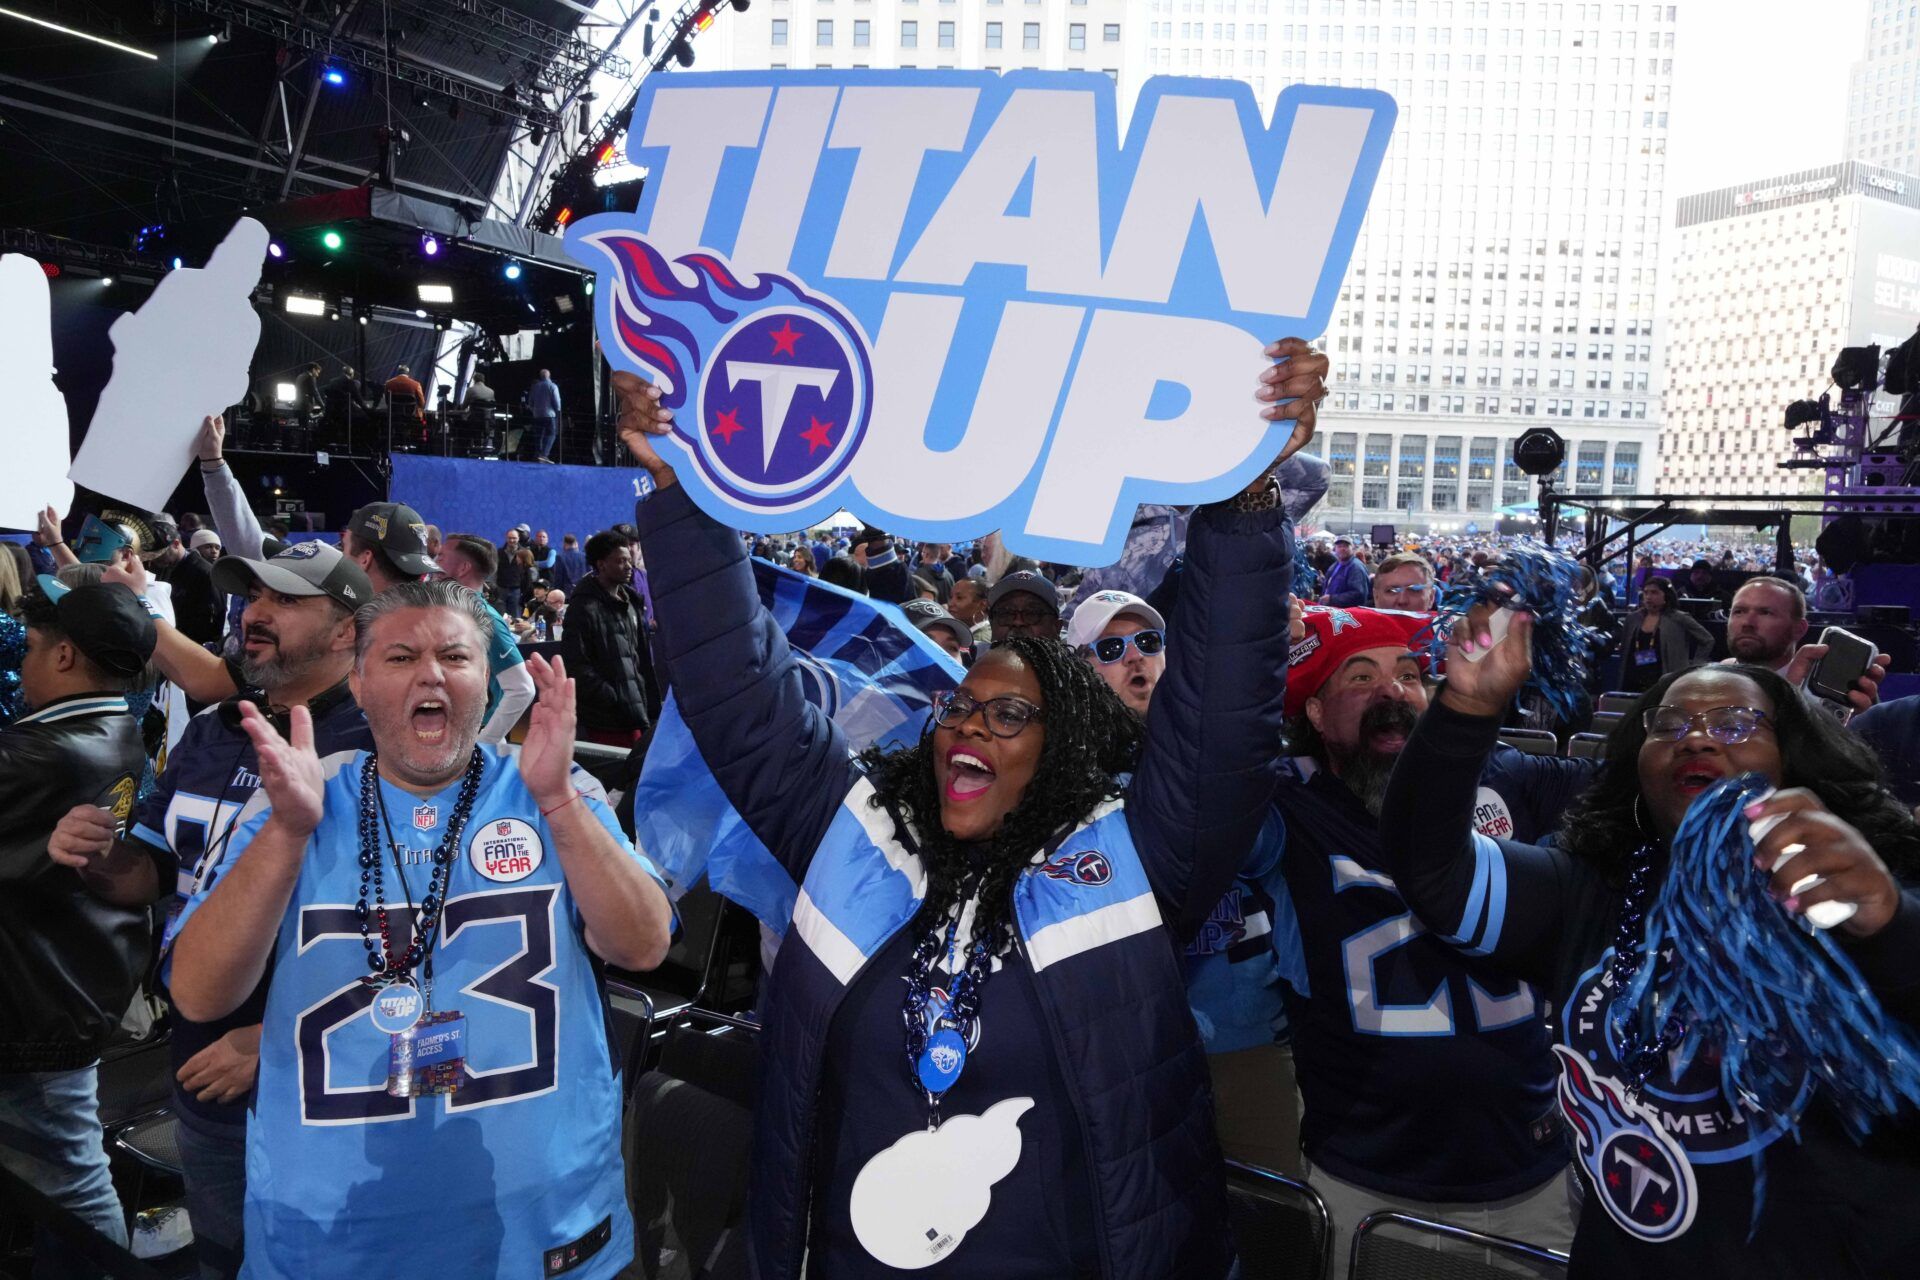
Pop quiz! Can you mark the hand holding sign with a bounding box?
[1252,337,1327,480]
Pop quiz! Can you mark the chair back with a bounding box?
[1596,691,1639,714]
[1496,728,1558,756]
[1588,709,1625,735]
[1351,1210,1568,1280]
[1224,1160,1331,1280]
[1566,732,1608,760]
[624,1015,761,1279]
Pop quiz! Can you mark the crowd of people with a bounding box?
[1,337,1916,1280]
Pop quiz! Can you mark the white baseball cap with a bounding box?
[1065,590,1166,649]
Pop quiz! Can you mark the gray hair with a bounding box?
[353,580,494,670]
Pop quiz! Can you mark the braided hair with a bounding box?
[858,634,1145,958]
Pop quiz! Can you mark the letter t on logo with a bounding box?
[725,361,840,468]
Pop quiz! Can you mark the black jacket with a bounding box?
[161,549,224,647]
[562,575,658,733]
[0,694,152,1072]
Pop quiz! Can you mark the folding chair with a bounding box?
[1587,710,1625,735]
[624,1013,760,1279]
[1595,691,1639,715]
[1225,1159,1332,1280]
[1351,1210,1568,1280]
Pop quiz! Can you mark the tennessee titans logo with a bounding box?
[280,541,324,561]
[1303,604,1360,634]
[576,230,873,516]
[923,987,983,1052]
[1040,850,1113,887]
[1552,1046,1698,1242]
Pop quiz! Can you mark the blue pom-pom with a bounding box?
[1428,543,1605,722]
[1620,774,1920,1231]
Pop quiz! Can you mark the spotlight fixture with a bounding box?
[267,241,284,258]
[415,309,428,319]
[503,261,523,280]
[420,233,440,257]
[1511,426,1566,478]
[99,276,114,286]
[417,284,454,304]
[274,382,299,404]
[321,229,343,250]
[284,294,327,316]
[171,257,183,269]
[322,66,346,86]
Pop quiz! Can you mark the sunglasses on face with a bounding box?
[1087,629,1166,664]
[932,690,1044,738]
[1640,705,1770,744]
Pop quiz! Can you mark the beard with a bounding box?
[1728,632,1787,666]
[1332,699,1420,818]
[240,628,328,691]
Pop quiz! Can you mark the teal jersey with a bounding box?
[482,599,525,720]
[175,746,659,1279]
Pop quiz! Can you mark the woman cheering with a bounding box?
[1379,614,1919,1277]
[612,340,1325,1280]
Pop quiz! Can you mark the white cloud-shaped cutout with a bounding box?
[848,1096,1034,1269]
[0,254,73,531]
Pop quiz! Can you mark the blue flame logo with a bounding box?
[1552,1045,1698,1243]
[575,229,873,515]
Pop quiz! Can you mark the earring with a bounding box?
[1633,794,1652,840]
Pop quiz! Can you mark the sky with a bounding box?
[1667,0,1872,196]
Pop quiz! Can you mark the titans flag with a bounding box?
[630,559,965,930]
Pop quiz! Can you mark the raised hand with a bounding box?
[1746,788,1903,937]
[237,702,324,837]
[1256,337,1330,468]
[196,413,226,464]
[1439,606,1535,719]
[47,804,119,870]
[100,557,152,598]
[611,371,677,486]
[519,654,577,810]
[1784,642,1891,712]
[34,504,60,547]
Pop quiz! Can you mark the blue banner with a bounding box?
[631,558,965,931]
[388,454,653,545]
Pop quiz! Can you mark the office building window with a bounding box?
[986,21,1001,46]
[1329,432,1357,479]
[1024,22,1040,48]
[817,19,833,45]
[902,20,917,46]
[772,18,788,45]
[1070,22,1085,49]
[939,20,954,46]
[1576,440,1607,493]
[1364,433,1391,478]
[1611,442,1640,491]
[854,18,870,44]
[1104,22,1121,40]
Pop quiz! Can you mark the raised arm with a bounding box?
[194,416,267,560]
[1126,337,1324,940]
[616,374,857,879]
[1378,613,1600,986]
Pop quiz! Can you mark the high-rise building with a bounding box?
[1661,161,1920,498]
[1843,0,1920,176]
[717,0,1677,532]
[721,0,1135,81]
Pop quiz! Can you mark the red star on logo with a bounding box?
[1637,1143,1654,1161]
[711,407,744,445]
[768,319,802,358]
[1651,1201,1668,1218]
[800,416,835,455]
[1605,1171,1622,1188]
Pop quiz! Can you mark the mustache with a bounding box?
[245,624,278,644]
[1359,699,1418,738]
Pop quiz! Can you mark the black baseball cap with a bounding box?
[987,569,1058,615]
[347,502,440,577]
[212,540,373,611]
[33,577,156,676]
[901,600,974,653]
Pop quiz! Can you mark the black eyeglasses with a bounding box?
[989,604,1058,628]
[1641,705,1771,744]
[1088,629,1166,664]
[932,691,1044,738]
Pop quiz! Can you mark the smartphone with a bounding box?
[1804,625,1876,704]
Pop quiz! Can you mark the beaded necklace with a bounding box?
[901,873,998,1131]
[354,750,485,988]
[1606,837,1686,1096]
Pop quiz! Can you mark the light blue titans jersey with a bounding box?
[175,745,660,1280]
